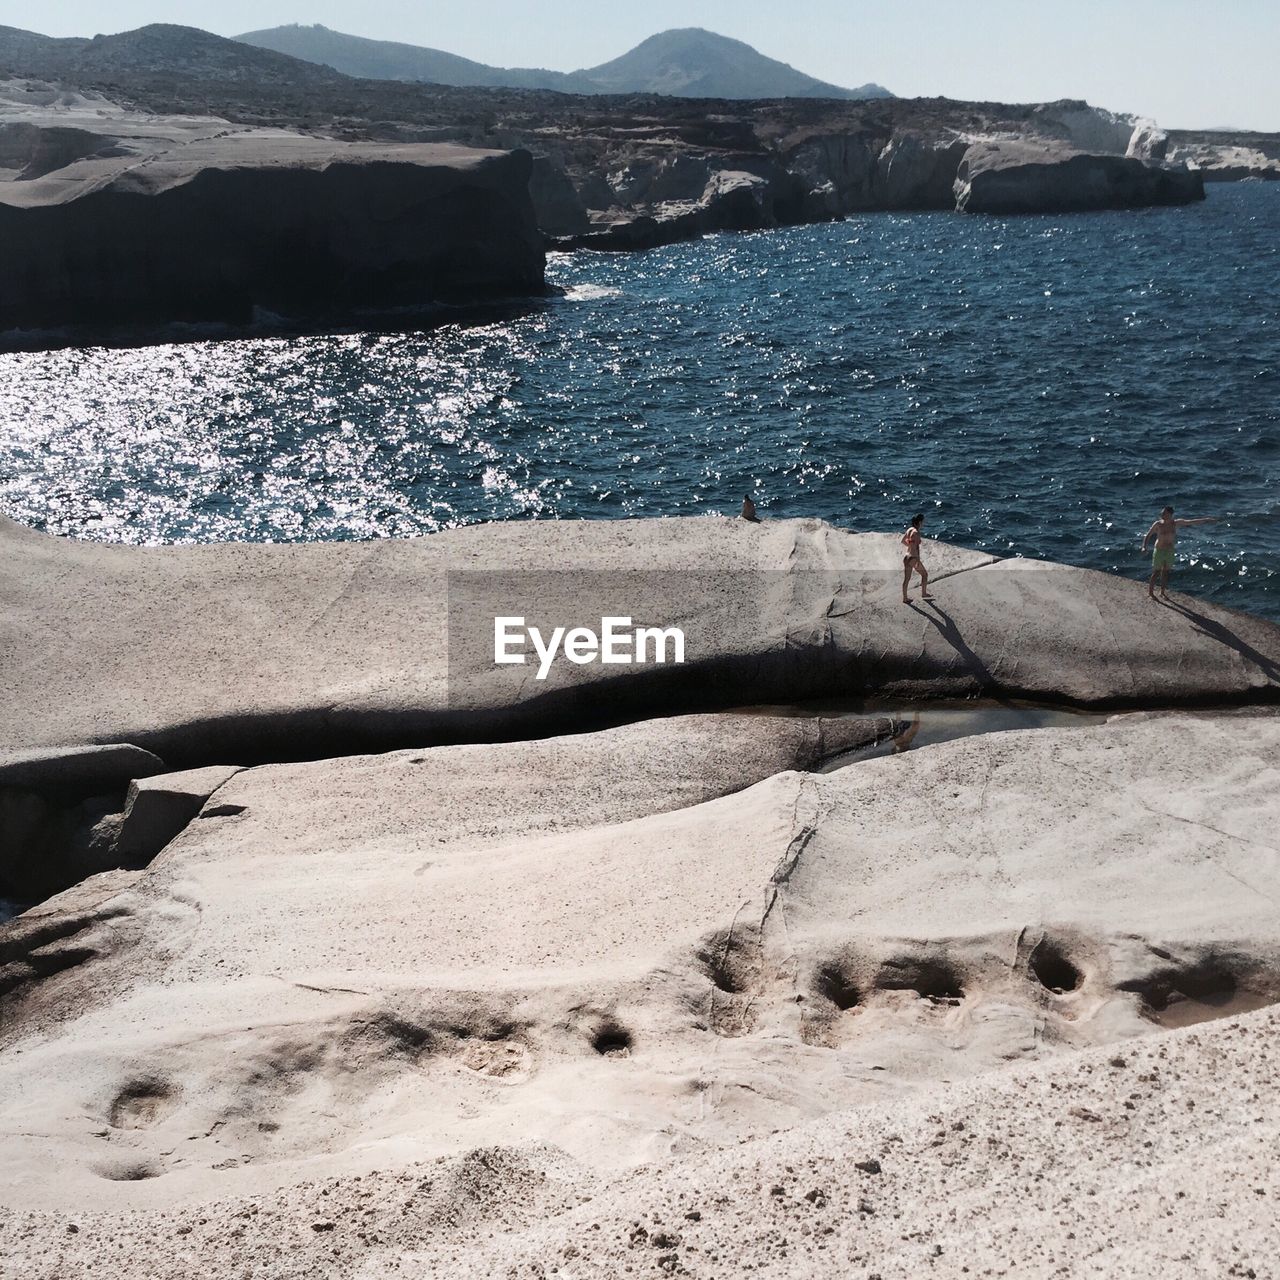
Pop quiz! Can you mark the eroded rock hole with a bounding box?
[1120,956,1240,1016]
[695,928,758,995]
[367,1014,435,1058]
[97,1160,161,1181]
[337,1014,435,1071]
[591,1022,633,1058]
[446,1015,520,1045]
[1030,939,1083,994]
[815,963,862,1010]
[875,956,964,1003]
[109,1076,176,1129]
[693,928,762,1038]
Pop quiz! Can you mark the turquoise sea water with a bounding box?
[0,184,1277,618]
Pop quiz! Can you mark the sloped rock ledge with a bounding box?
[0,712,898,948]
[2,515,1277,772]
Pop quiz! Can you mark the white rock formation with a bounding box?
[0,709,1276,1276]
[2,516,1274,765]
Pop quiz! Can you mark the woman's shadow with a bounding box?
[906,599,998,691]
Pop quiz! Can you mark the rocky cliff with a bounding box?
[555,126,1203,250]
[953,140,1203,215]
[55,65,1196,241]
[1164,128,1280,181]
[0,128,547,331]
[0,50,1225,283]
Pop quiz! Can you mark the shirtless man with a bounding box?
[901,513,932,603]
[1142,505,1216,599]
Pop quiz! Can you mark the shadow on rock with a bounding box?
[1158,598,1280,681]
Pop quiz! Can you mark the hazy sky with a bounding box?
[4,0,1277,131]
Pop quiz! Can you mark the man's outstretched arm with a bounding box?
[1175,516,1218,526]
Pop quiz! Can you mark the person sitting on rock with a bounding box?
[740,494,761,523]
[901,513,932,603]
[1142,506,1217,600]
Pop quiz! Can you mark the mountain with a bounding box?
[235,24,892,100]
[578,28,889,100]
[0,22,348,86]
[0,24,81,68]
[0,23,86,77]
[1,21,891,101]
[235,22,589,92]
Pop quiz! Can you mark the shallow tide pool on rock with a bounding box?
[734,699,1111,769]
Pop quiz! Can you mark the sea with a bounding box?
[1,183,1277,619]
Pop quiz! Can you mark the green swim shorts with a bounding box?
[1152,546,1175,570]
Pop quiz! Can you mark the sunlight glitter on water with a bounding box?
[0,187,1276,616]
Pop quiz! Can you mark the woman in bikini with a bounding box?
[901,512,932,603]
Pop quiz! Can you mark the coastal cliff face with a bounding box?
[495,97,1207,246]
[1164,129,1280,181]
[0,128,547,331]
[4,71,1222,268]
[953,140,1204,214]
[554,122,1203,249]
